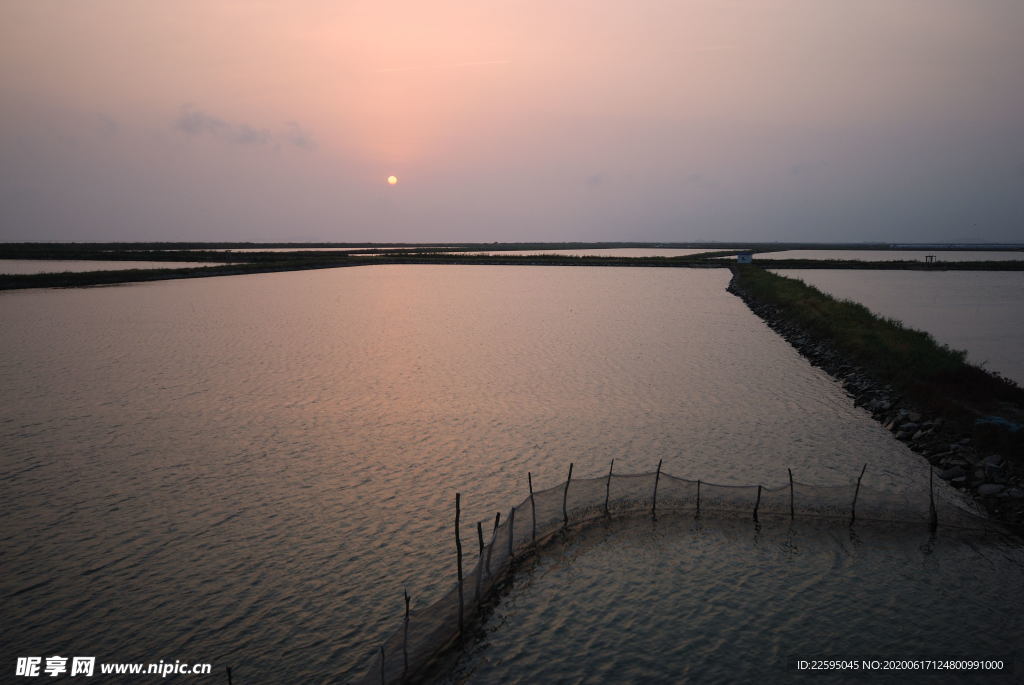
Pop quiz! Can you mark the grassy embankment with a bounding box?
[0,248,734,290]
[0,250,378,290]
[730,265,1024,424]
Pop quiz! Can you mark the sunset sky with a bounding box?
[2,1,1022,243]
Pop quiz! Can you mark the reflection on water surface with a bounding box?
[0,265,985,680]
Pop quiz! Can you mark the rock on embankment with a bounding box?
[727,272,1024,527]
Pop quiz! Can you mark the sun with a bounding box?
[387,175,398,185]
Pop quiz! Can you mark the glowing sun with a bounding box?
[387,175,398,185]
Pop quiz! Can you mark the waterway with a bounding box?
[0,265,1014,681]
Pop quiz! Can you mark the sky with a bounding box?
[1,0,1022,243]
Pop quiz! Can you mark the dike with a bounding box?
[727,265,1024,529]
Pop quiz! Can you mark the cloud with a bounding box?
[690,45,737,53]
[284,121,315,150]
[683,172,718,190]
[94,113,119,137]
[375,59,511,73]
[174,106,313,149]
[789,161,828,177]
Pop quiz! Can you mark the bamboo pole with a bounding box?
[788,468,795,520]
[850,463,867,526]
[379,646,385,685]
[528,472,537,545]
[455,493,464,638]
[652,459,663,520]
[753,484,762,523]
[604,459,614,517]
[562,462,574,528]
[696,479,701,518]
[226,667,233,685]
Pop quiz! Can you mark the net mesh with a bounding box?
[356,466,997,684]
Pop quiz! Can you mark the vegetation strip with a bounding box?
[3,243,1023,291]
[0,260,375,290]
[727,265,1024,528]
[748,258,1024,271]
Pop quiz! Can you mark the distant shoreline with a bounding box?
[1,242,1023,290]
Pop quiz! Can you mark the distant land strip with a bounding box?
[1,243,1023,290]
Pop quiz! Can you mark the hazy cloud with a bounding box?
[95,114,119,137]
[284,122,315,150]
[788,161,828,177]
[174,106,313,149]
[684,172,718,190]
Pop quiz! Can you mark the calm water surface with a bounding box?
[445,248,713,257]
[452,516,1023,684]
[773,270,1024,386]
[0,266,995,681]
[753,250,1024,262]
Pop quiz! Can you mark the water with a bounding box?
[0,260,226,275]
[451,516,1024,684]
[444,248,713,257]
[347,248,716,257]
[773,270,1024,386]
[182,247,442,252]
[0,266,1008,681]
[751,250,1024,262]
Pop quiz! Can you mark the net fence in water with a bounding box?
[356,465,996,684]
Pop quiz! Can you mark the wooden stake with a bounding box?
[379,646,385,685]
[788,468,795,520]
[604,459,614,517]
[562,462,574,527]
[753,484,762,523]
[226,667,233,685]
[455,493,464,638]
[696,479,701,518]
[652,459,663,520]
[850,463,867,526]
[474,522,483,605]
[528,472,537,545]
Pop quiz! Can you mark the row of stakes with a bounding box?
[375,460,941,683]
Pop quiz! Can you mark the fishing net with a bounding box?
[356,466,997,683]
